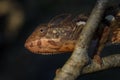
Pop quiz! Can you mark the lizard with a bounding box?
[25,11,120,63]
[25,14,89,54]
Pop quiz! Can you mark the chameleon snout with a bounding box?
[25,37,63,54]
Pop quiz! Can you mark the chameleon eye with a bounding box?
[39,27,46,33]
[40,29,44,33]
[39,27,47,34]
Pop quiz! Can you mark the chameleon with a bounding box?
[25,12,120,58]
[25,14,89,54]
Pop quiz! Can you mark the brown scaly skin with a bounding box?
[25,14,87,54]
[25,12,120,57]
[111,11,120,44]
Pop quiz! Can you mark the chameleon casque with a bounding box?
[25,10,120,58]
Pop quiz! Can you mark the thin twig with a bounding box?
[82,54,120,74]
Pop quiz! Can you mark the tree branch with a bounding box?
[54,0,109,80]
[82,54,120,74]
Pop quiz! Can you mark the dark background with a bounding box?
[0,0,120,80]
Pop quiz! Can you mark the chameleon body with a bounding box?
[25,13,120,55]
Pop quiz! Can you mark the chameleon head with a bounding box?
[24,14,87,54]
[25,24,62,54]
[24,24,75,54]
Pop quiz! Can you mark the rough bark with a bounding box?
[54,0,109,80]
[82,54,120,74]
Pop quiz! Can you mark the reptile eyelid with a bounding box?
[40,29,44,33]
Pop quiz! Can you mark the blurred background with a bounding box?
[0,0,120,80]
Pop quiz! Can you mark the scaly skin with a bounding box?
[110,11,120,44]
[25,14,88,54]
[25,13,120,56]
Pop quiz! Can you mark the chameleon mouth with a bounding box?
[25,37,76,55]
[25,43,72,55]
[24,38,63,54]
[25,43,66,55]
